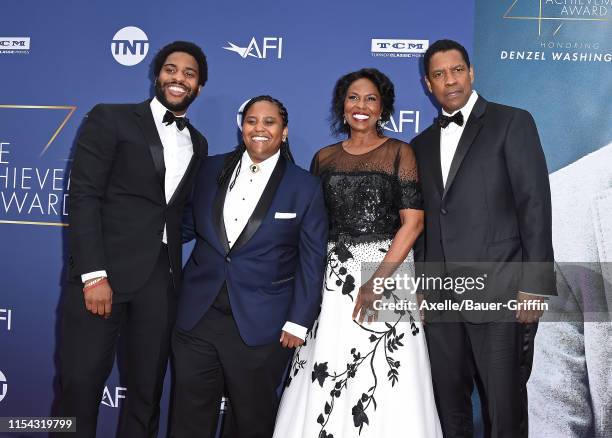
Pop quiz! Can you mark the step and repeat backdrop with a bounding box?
[1,0,610,437]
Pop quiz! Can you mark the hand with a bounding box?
[352,282,379,324]
[83,279,112,319]
[280,331,304,348]
[416,293,426,326]
[515,291,545,324]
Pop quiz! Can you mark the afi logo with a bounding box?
[0,308,11,330]
[101,386,126,408]
[223,37,283,59]
[0,370,7,403]
[111,26,149,66]
[383,110,421,134]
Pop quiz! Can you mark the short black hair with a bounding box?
[330,68,395,137]
[242,95,288,127]
[423,39,470,77]
[152,41,208,87]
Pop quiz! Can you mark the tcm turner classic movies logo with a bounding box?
[371,39,429,58]
[0,37,30,55]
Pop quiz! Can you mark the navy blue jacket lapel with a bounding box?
[231,156,287,253]
[212,168,231,255]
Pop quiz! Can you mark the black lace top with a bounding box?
[311,138,423,242]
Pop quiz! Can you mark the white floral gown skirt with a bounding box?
[273,240,442,438]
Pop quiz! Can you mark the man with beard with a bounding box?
[59,41,208,438]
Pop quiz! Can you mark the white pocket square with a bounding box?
[275,212,296,219]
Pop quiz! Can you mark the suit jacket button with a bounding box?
[440,208,448,215]
[225,256,231,263]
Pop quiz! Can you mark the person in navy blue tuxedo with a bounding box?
[170,95,328,438]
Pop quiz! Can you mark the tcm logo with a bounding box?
[0,37,30,54]
[0,370,7,403]
[0,308,12,331]
[383,110,421,134]
[371,39,428,58]
[223,37,283,59]
[101,386,126,408]
[111,26,149,66]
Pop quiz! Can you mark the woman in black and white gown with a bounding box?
[273,68,442,438]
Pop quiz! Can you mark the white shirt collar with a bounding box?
[241,149,280,175]
[150,97,187,124]
[442,90,479,120]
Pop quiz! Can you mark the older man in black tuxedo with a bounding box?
[411,39,555,438]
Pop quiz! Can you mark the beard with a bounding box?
[154,81,198,113]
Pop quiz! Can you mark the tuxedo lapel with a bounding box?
[231,156,287,253]
[134,100,165,188]
[213,169,231,255]
[443,97,487,199]
[425,125,444,197]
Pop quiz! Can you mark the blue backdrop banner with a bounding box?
[1,1,474,436]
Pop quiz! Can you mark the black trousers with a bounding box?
[58,245,176,438]
[170,296,292,438]
[425,318,537,438]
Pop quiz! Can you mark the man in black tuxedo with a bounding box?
[411,39,555,437]
[59,41,208,438]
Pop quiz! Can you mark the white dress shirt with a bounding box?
[224,150,307,341]
[81,97,193,283]
[440,90,479,187]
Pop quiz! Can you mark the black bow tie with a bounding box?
[437,112,464,129]
[162,110,189,131]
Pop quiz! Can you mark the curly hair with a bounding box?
[152,41,208,87]
[330,68,395,137]
[218,95,295,187]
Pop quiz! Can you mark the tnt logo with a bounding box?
[223,37,283,59]
[383,110,421,134]
[0,309,11,331]
[0,370,7,403]
[101,386,126,408]
[111,26,149,66]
